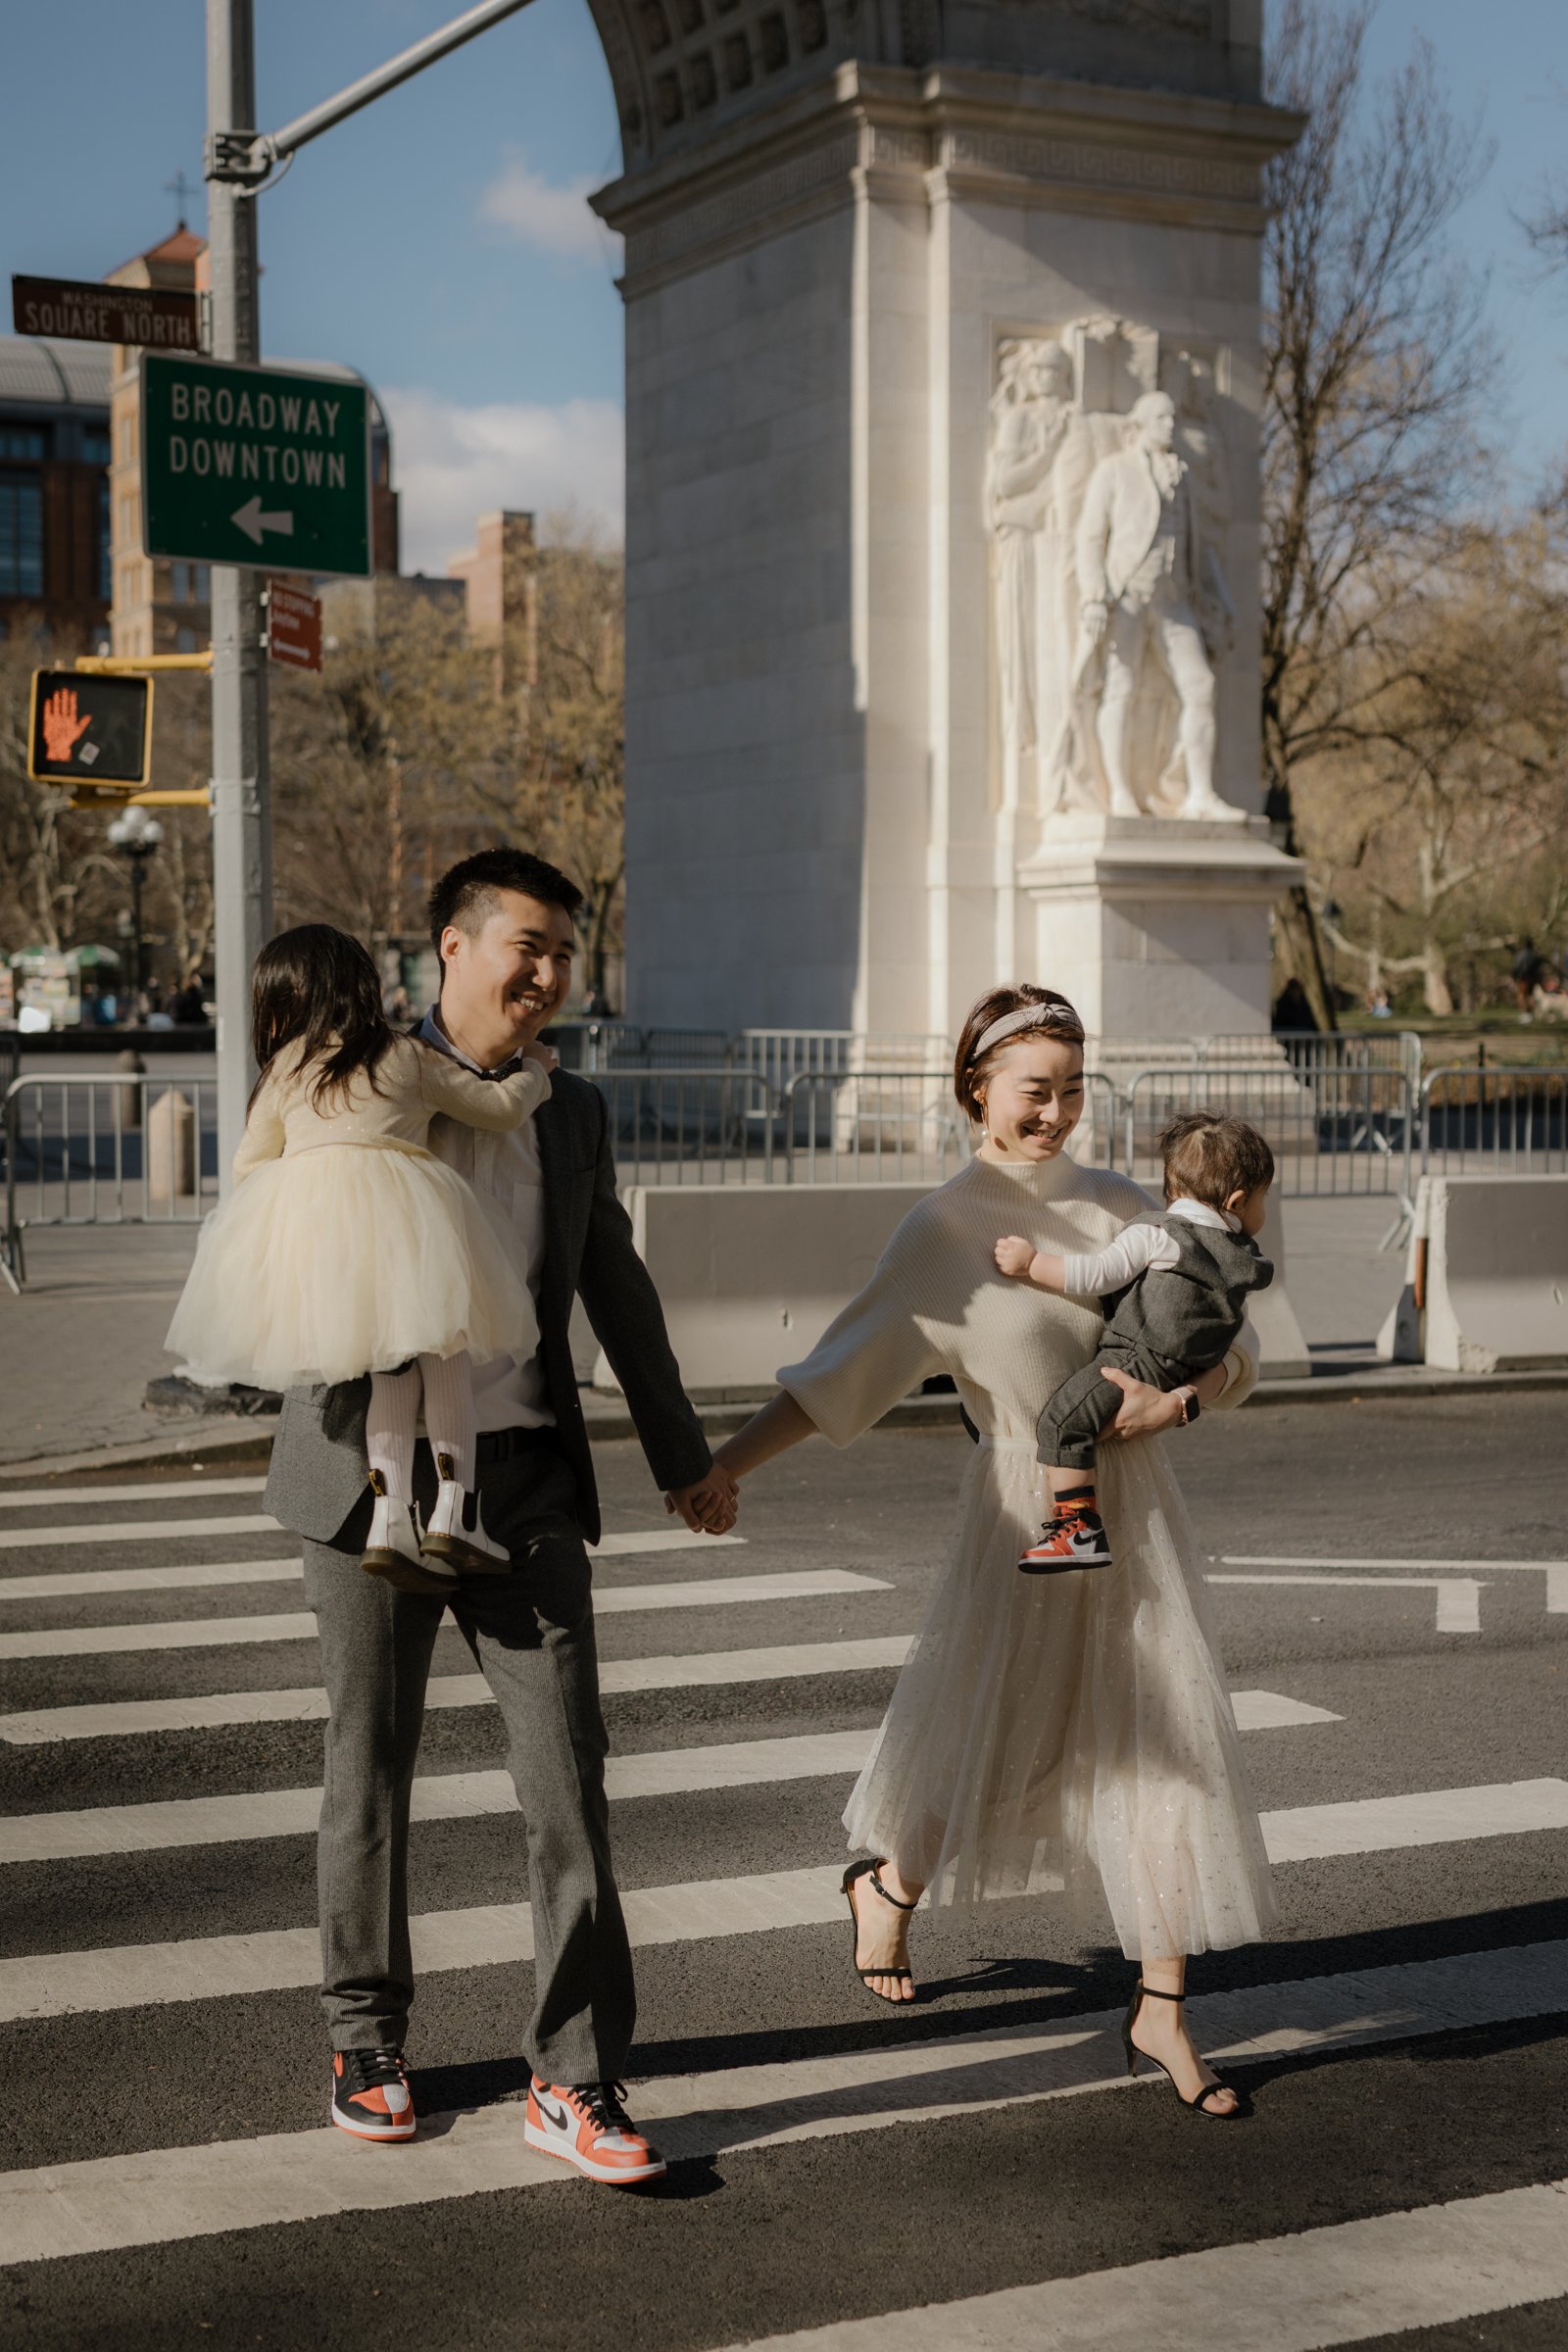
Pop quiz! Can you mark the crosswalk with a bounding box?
[1,1461,1564,2346]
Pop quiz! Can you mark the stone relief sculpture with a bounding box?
[987,321,1243,825]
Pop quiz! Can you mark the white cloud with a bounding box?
[477,150,615,262]
[379,386,625,573]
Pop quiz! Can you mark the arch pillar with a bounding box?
[590,5,1300,1037]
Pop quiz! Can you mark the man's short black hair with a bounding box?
[427,848,583,952]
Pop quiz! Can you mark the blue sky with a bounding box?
[1,0,1563,568]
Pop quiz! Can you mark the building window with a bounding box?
[0,428,46,461]
[172,561,188,602]
[97,477,112,603]
[175,625,198,654]
[0,474,44,596]
[79,426,111,465]
[195,564,210,603]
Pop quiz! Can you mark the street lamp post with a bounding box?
[107,805,165,1010]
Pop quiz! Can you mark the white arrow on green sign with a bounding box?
[140,354,372,577]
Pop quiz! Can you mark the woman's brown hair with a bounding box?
[953,984,1085,1124]
[249,924,398,1111]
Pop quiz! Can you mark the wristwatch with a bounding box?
[1173,1385,1200,1426]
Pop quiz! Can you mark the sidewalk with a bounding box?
[0,1191,1544,1481]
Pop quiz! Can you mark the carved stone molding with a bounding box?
[943,127,1258,206]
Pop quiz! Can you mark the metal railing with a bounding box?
[1120,1064,1414,1200]
[736,1029,955,1090]
[1419,1065,1568,1177]
[550,1021,732,1073]
[3,1072,220,1285]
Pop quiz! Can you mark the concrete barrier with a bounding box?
[1377,1173,1568,1372]
[594,1184,930,1399]
[596,1179,1311,1397]
[147,1088,197,1202]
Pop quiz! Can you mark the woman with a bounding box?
[712,984,1276,2120]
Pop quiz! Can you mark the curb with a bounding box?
[2,1364,1565,1484]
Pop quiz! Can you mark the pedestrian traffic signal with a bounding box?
[27,669,154,791]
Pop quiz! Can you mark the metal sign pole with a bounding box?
[206,0,270,1194]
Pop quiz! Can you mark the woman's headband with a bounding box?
[970,1002,1084,1060]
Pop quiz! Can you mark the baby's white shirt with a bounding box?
[1057,1197,1241,1297]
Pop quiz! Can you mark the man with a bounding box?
[1075,388,1238,822]
[264,847,737,2183]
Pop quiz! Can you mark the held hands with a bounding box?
[665,1461,741,1536]
[994,1235,1038,1281]
[520,1040,559,1075]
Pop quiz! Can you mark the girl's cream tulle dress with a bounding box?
[165,1034,548,1391]
[778,1150,1278,1964]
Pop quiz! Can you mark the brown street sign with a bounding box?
[12,273,200,352]
[27,669,153,788]
[266,580,323,673]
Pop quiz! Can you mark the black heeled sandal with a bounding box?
[1122,1982,1242,2120]
[842,1858,917,2003]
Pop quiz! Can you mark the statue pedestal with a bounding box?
[1016,813,1302,1042]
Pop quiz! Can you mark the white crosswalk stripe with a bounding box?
[0,1477,269,1507]
[3,1462,1563,2341]
[5,1782,1561,2023]
[0,1701,1344,1858]
[714,2176,1568,2352]
[4,1940,1565,2265]
[0,1525,745,1601]
[0,1664,1332,1745]
[0,1567,890,1658]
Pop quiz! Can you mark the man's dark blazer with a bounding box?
[263,1067,713,1550]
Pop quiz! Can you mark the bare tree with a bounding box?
[1299,515,1568,1011]
[1261,0,1497,1019]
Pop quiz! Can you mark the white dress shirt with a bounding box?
[416,1005,554,1432]
[1058,1196,1241,1298]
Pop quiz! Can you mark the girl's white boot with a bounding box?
[362,1469,457,1593]
[420,1452,511,1574]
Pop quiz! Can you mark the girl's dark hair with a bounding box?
[953,984,1085,1123]
[1158,1111,1275,1208]
[250,924,398,1110]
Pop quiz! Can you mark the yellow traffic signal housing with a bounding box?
[27,669,155,794]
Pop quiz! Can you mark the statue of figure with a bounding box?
[986,340,1073,814]
[1073,388,1239,821]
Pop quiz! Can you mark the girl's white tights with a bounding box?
[367,1351,477,1500]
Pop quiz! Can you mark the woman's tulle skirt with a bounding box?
[165,1140,533,1389]
[843,1432,1278,1962]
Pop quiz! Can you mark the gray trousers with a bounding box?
[1038,1343,1183,1472]
[300,1430,634,2085]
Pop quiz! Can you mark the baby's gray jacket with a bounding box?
[1097,1210,1274,1382]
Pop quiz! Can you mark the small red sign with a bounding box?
[266,580,322,674]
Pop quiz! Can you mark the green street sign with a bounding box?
[140,354,372,577]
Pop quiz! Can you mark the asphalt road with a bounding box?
[0,1395,1565,2349]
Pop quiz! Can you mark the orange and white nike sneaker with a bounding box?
[330,2047,416,2142]
[524,2079,666,2184]
[1018,1504,1113,1574]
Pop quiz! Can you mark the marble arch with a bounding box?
[582,0,1302,1040]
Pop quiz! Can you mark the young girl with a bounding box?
[166,924,554,1594]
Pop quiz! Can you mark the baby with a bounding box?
[995,1110,1275,1573]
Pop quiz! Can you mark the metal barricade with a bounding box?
[2,1072,220,1286]
[1419,1064,1568,1177]
[773,1068,1119,1184]
[737,1030,954,1092]
[587,1068,780,1187]
[1120,1063,1413,1200]
[551,1022,732,1073]
[1203,1030,1422,1086]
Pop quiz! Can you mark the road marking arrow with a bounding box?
[231,498,295,545]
